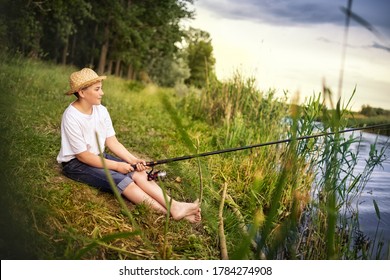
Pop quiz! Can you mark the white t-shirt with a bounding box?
[57,103,116,163]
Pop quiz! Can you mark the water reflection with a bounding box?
[349,131,390,258]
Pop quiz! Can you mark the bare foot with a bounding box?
[184,209,202,223]
[170,199,200,221]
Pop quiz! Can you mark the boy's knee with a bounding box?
[132,170,147,180]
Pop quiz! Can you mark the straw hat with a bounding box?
[66,68,107,95]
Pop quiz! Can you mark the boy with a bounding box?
[57,68,200,223]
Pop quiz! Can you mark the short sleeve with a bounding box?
[101,106,115,138]
[63,113,88,155]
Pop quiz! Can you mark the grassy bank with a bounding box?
[1,54,388,259]
[0,55,214,259]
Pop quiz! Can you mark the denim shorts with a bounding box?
[61,153,134,193]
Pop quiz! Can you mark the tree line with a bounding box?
[360,105,390,117]
[0,0,216,87]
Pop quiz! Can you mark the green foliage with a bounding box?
[360,105,390,117]
[0,0,195,84]
[184,28,216,88]
[150,56,190,87]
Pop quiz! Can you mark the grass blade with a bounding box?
[373,199,381,220]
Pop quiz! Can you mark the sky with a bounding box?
[188,0,390,111]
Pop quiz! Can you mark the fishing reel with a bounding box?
[147,167,167,181]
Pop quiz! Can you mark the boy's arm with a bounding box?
[105,136,147,170]
[76,150,133,174]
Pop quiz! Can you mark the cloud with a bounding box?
[198,0,390,36]
[200,0,342,25]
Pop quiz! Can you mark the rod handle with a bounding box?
[131,161,156,171]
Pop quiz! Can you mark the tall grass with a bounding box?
[178,73,388,259]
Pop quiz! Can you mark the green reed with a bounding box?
[180,73,388,259]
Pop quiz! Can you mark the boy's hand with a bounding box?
[133,160,147,172]
[115,162,135,174]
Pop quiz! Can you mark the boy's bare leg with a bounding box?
[122,182,167,214]
[123,172,200,222]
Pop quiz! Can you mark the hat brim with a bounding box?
[65,76,107,95]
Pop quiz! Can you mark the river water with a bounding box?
[308,128,389,259]
[347,131,390,259]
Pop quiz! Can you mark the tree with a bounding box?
[130,0,194,82]
[42,0,92,64]
[184,27,216,88]
[0,0,196,84]
[1,0,46,58]
[151,53,190,87]
[360,105,388,117]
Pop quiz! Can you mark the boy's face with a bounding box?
[80,81,104,105]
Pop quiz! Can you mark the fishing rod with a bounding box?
[135,123,389,180]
